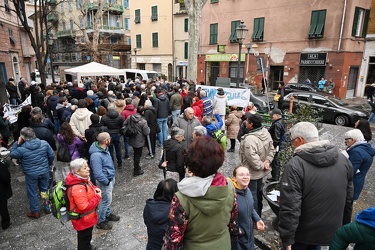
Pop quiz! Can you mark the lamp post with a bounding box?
[133,48,137,69]
[48,36,55,84]
[245,42,252,84]
[235,21,248,88]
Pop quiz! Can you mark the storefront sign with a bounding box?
[299,53,327,66]
[205,53,246,62]
[196,85,250,107]
[177,61,188,66]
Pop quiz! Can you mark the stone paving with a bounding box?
[1,119,374,249]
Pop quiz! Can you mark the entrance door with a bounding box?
[210,62,220,85]
[346,66,359,98]
[298,67,325,86]
[270,66,284,91]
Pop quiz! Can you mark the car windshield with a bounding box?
[327,96,347,106]
[147,73,159,80]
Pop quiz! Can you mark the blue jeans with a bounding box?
[53,117,60,135]
[97,177,115,224]
[171,110,180,122]
[10,98,17,105]
[25,172,50,213]
[249,178,264,217]
[109,133,122,164]
[123,135,130,158]
[369,112,375,123]
[157,118,168,147]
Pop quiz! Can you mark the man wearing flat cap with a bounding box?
[239,113,275,217]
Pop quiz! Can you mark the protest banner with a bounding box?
[196,85,250,107]
[3,96,32,124]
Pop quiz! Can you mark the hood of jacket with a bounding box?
[106,109,120,119]
[88,94,98,101]
[144,199,171,225]
[215,93,226,98]
[145,106,156,114]
[56,103,65,110]
[157,94,167,101]
[356,206,375,228]
[114,99,125,108]
[294,140,338,168]
[74,108,92,121]
[131,113,143,122]
[348,142,375,156]
[163,138,182,151]
[23,138,42,151]
[243,126,270,142]
[65,171,89,186]
[124,104,136,111]
[191,99,203,108]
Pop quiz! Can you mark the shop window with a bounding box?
[134,9,141,24]
[151,6,158,21]
[229,20,240,43]
[152,32,158,48]
[252,17,264,41]
[308,10,326,38]
[352,7,370,38]
[210,23,218,44]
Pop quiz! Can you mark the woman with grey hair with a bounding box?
[344,129,375,201]
[193,125,207,139]
[159,127,186,181]
[66,158,101,250]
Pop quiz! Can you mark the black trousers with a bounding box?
[230,139,236,149]
[0,200,10,229]
[133,147,143,173]
[77,226,93,250]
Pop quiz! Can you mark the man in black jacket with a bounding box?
[268,109,285,181]
[279,122,353,250]
[154,89,170,147]
[29,114,57,151]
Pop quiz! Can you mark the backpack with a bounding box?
[92,126,106,142]
[120,116,138,137]
[210,124,227,150]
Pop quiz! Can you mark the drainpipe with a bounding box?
[337,0,348,52]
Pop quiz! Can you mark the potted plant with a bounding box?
[262,103,322,230]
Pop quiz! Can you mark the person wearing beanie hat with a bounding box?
[158,126,186,181]
[213,88,228,129]
[239,113,275,216]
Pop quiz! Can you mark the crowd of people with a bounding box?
[0,75,374,250]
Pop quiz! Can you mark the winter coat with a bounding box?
[6,82,19,98]
[279,140,354,246]
[121,104,137,121]
[114,99,126,114]
[10,138,55,176]
[143,199,172,250]
[31,89,44,110]
[0,116,11,138]
[213,93,228,116]
[69,108,93,137]
[143,107,158,135]
[268,118,285,149]
[125,113,150,148]
[225,110,242,139]
[65,172,100,232]
[230,185,261,250]
[170,93,182,111]
[29,122,57,151]
[17,111,31,131]
[89,142,115,186]
[202,96,213,117]
[346,142,375,200]
[56,134,84,160]
[0,160,12,202]
[330,206,375,250]
[56,103,68,125]
[191,100,203,122]
[239,127,275,180]
[101,109,124,134]
[87,94,100,108]
[46,95,59,117]
[160,138,186,180]
[70,87,87,100]
[154,94,170,119]
[171,114,201,149]
[84,124,108,159]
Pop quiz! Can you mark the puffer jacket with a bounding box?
[65,172,100,232]
[225,110,242,139]
[143,106,158,135]
[101,109,124,134]
[56,134,84,160]
[330,206,375,250]
[89,142,115,186]
[125,113,150,148]
[171,114,201,148]
[191,99,203,122]
[205,113,224,137]
[161,138,186,180]
[29,122,57,151]
[154,94,170,118]
[213,93,228,116]
[10,138,55,175]
[239,127,275,180]
[69,108,93,137]
[87,94,100,108]
[279,140,354,246]
[121,104,137,121]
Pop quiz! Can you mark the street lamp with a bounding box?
[244,42,259,84]
[133,48,137,69]
[48,36,55,83]
[235,21,248,88]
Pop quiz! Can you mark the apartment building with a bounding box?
[50,0,131,76]
[173,0,189,80]
[198,0,371,99]
[130,0,173,80]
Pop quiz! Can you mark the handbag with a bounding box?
[57,143,72,162]
[274,93,281,102]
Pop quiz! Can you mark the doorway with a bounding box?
[270,66,284,91]
[346,66,359,98]
[209,62,220,85]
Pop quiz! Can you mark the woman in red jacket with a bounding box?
[191,96,203,122]
[66,158,101,250]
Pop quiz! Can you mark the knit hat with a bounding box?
[217,88,225,96]
[86,90,94,96]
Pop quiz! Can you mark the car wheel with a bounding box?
[254,104,261,111]
[334,115,349,126]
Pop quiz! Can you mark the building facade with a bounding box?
[173,0,189,80]
[198,0,371,99]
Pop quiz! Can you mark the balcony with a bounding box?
[86,25,125,35]
[47,0,57,5]
[47,12,58,23]
[82,3,99,11]
[103,3,124,14]
[56,30,76,38]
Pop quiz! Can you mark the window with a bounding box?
[210,23,218,44]
[75,0,79,9]
[87,15,91,27]
[124,0,129,9]
[229,20,240,42]
[152,32,158,47]
[151,6,158,21]
[308,10,326,38]
[252,17,264,41]
[60,2,64,13]
[8,29,15,45]
[135,9,141,23]
[352,7,370,38]
[115,16,120,28]
[125,18,129,30]
[79,18,83,28]
[68,1,72,11]
[70,19,74,29]
[4,0,10,12]
[111,37,118,44]
[184,42,188,59]
[136,34,142,48]
[211,0,219,3]
[62,21,66,31]
[184,18,188,32]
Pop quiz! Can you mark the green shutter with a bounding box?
[152,33,158,47]
[184,18,188,32]
[151,6,158,21]
[229,21,240,42]
[352,7,360,36]
[211,0,219,3]
[315,10,326,37]
[308,11,319,37]
[136,34,141,48]
[255,18,264,40]
[210,23,218,44]
[184,42,188,59]
[135,9,140,23]
[252,18,259,40]
[362,9,370,37]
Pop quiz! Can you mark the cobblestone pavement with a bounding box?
[1,123,374,249]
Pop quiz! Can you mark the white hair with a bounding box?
[344,129,365,142]
[70,158,88,173]
[290,122,319,143]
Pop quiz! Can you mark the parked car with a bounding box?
[248,86,274,112]
[280,92,369,126]
[284,83,332,96]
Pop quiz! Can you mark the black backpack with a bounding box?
[120,116,138,137]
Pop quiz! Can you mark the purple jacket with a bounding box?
[57,134,84,160]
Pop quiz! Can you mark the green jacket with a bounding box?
[176,181,235,250]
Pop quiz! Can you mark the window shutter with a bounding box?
[362,9,370,37]
[255,18,264,40]
[252,18,259,40]
[352,7,360,36]
[184,18,188,32]
[184,42,188,59]
[315,10,326,37]
[308,11,319,37]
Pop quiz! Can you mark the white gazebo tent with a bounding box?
[64,62,124,81]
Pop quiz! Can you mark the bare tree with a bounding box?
[183,0,208,82]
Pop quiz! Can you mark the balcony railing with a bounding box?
[47,0,57,5]
[103,3,124,13]
[82,3,99,11]
[56,30,76,38]
[47,12,58,23]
